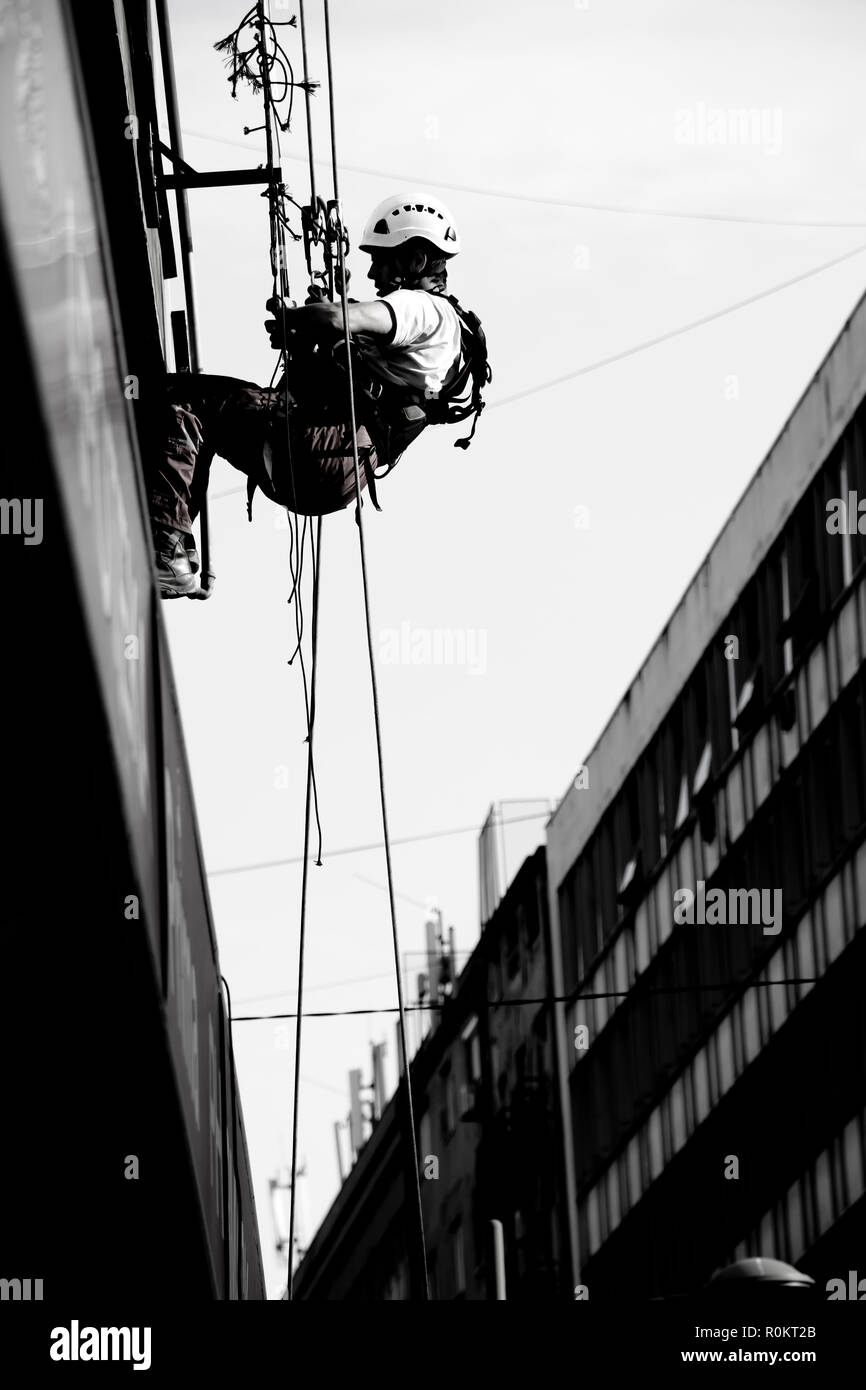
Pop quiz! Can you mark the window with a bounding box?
[635,903,650,974]
[815,1149,834,1234]
[619,1150,632,1218]
[849,405,866,576]
[586,1190,601,1257]
[638,751,662,868]
[694,1049,709,1125]
[843,1115,866,1210]
[707,1031,721,1107]
[638,1126,651,1191]
[648,1111,663,1183]
[682,1062,696,1136]
[607,1163,620,1234]
[420,1111,432,1162]
[742,990,760,1067]
[671,1078,687,1154]
[525,884,541,951]
[787,1182,805,1262]
[614,933,628,997]
[440,1063,457,1140]
[731,1000,745,1078]
[717,1015,735,1095]
[628,1136,642,1207]
[660,1092,673,1164]
[655,870,673,948]
[505,909,520,981]
[462,1018,482,1086]
[598,1171,610,1244]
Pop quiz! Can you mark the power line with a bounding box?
[352,874,431,910]
[232,977,820,1022]
[237,970,395,1007]
[207,238,866,506]
[489,239,866,410]
[208,809,550,878]
[181,126,866,230]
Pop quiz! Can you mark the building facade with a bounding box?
[0,0,264,1298]
[294,847,570,1299]
[547,290,866,1299]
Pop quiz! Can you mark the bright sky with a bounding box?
[163,0,866,1296]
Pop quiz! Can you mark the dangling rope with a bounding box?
[285,0,322,1303]
[216,0,430,1301]
[322,0,430,1301]
[216,2,325,1298]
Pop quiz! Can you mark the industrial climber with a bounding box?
[148,196,490,598]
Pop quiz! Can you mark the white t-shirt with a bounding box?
[362,289,462,397]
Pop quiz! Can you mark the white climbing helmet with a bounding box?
[359,194,461,257]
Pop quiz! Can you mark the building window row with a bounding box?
[565,579,866,1051]
[560,409,866,998]
[576,835,866,1263]
[728,1106,866,1269]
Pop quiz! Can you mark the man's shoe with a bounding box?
[182,532,201,574]
[153,526,198,598]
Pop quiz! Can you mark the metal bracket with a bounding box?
[157,140,282,190]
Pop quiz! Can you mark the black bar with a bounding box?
[163,167,283,190]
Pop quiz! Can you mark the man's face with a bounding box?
[366,248,448,296]
[367,250,400,296]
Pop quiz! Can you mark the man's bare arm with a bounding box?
[265,297,392,345]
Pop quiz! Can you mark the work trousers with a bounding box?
[147,373,376,533]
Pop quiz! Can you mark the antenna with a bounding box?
[348,1068,364,1154]
[371,1041,387,1121]
[334,1121,346,1184]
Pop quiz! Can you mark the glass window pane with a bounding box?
[742,989,760,1066]
[615,935,627,996]
[587,1191,600,1256]
[788,1182,804,1261]
[648,1110,663,1182]
[671,1078,687,1153]
[635,903,650,974]
[797,911,816,999]
[694,1049,710,1124]
[717,1016,735,1094]
[656,870,673,947]
[628,1137,642,1208]
[843,1116,865,1209]
[607,1165,620,1234]
[815,1149,834,1234]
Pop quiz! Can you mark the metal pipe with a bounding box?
[491,1220,506,1300]
[163,167,282,190]
[153,0,212,594]
[298,0,318,210]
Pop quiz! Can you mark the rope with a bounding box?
[225,2,323,1298]
[257,0,326,1301]
[286,514,322,1299]
[322,0,430,1302]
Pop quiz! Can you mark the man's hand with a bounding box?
[265,291,393,347]
[264,294,297,350]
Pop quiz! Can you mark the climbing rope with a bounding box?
[284,0,322,1302]
[322,0,430,1300]
[216,0,430,1301]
